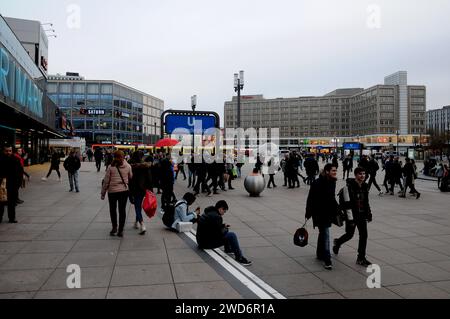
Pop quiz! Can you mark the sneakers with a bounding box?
[110,228,117,236]
[134,221,140,230]
[416,193,421,199]
[332,239,340,255]
[41,177,47,181]
[139,223,147,235]
[224,249,235,257]
[324,260,333,270]
[236,256,252,266]
[356,257,372,267]
[378,191,383,196]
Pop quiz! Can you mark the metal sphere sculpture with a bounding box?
[244,174,266,197]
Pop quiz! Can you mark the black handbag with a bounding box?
[293,220,309,247]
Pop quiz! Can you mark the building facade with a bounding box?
[0,15,61,164]
[224,72,426,148]
[427,105,450,136]
[48,74,164,145]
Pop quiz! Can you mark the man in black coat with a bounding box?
[0,145,24,223]
[94,148,103,172]
[304,155,320,185]
[196,200,252,266]
[305,163,338,270]
[63,151,81,192]
[333,167,373,267]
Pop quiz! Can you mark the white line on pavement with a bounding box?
[184,230,286,300]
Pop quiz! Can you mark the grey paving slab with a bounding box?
[0,253,66,270]
[431,281,450,294]
[387,283,449,299]
[401,247,450,262]
[71,239,121,252]
[110,264,173,287]
[58,251,117,268]
[394,263,450,282]
[34,288,108,299]
[376,265,423,286]
[0,242,28,254]
[171,263,223,283]
[41,267,113,290]
[19,240,75,254]
[0,254,11,266]
[313,268,369,292]
[293,292,345,299]
[237,236,273,248]
[116,250,168,266]
[366,249,421,265]
[34,229,86,241]
[250,257,309,276]
[176,281,243,299]
[244,246,288,260]
[107,284,177,299]
[0,269,53,293]
[119,238,165,251]
[341,288,402,299]
[430,260,450,273]
[167,248,204,264]
[261,273,335,297]
[0,292,35,299]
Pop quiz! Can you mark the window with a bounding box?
[101,84,113,94]
[87,83,99,94]
[59,83,71,94]
[48,83,57,93]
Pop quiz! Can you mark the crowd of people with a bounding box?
[2,144,450,271]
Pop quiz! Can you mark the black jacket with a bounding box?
[0,154,24,190]
[304,157,319,176]
[343,178,372,222]
[129,163,152,196]
[196,206,228,249]
[63,155,81,173]
[305,174,338,228]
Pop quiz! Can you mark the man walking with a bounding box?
[342,154,353,180]
[94,148,103,172]
[305,163,339,270]
[400,157,421,199]
[63,151,81,192]
[333,167,373,267]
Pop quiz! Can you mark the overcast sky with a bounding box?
[1,0,449,124]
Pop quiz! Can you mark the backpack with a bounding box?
[162,201,185,228]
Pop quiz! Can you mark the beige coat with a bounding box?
[101,162,133,196]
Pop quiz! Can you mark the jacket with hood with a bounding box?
[340,178,372,223]
[196,206,228,249]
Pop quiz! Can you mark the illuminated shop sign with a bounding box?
[0,47,43,118]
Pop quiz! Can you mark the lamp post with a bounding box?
[191,95,197,156]
[396,130,400,154]
[234,71,245,129]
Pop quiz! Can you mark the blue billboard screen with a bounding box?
[343,142,361,150]
[165,115,217,134]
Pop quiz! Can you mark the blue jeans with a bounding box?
[68,171,79,191]
[133,194,145,223]
[317,226,331,263]
[224,232,243,259]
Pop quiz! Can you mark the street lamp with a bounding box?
[234,71,244,128]
[396,130,400,154]
[191,95,197,155]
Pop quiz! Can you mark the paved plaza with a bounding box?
[0,160,449,299]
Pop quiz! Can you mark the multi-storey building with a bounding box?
[427,105,450,136]
[48,74,164,145]
[224,72,426,148]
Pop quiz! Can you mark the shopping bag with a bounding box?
[0,178,7,203]
[142,190,158,219]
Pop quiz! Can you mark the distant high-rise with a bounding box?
[427,105,450,136]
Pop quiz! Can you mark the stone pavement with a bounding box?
[0,160,449,299]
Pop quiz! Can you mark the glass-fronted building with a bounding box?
[0,15,62,164]
[48,74,164,145]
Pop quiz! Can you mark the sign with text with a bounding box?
[165,114,217,134]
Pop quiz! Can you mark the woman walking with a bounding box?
[129,151,152,235]
[101,151,132,237]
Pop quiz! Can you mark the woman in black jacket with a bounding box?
[129,151,152,235]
